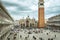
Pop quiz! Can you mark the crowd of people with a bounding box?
[16,28,57,40]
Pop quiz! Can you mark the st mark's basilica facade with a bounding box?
[19,16,38,28]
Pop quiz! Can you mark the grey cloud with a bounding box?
[45,5,60,15]
[2,1,19,7]
[2,1,32,11]
[17,6,32,11]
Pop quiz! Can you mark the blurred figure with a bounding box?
[33,36,36,40]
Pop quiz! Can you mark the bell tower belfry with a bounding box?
[38,0,45,28]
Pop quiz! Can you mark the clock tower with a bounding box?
[38,0,45,28]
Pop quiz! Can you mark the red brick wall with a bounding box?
[38,8,45,28]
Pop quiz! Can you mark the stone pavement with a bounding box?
[13,28,60,40]
[3,28,60,40]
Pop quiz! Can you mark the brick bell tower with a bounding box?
[38,0,45,28]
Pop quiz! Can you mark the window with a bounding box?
[40,3,43,5]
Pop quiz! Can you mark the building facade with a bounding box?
[19,16,38,28]
[47,14,60,30]
[0,1,14,40]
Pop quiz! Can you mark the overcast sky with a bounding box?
[1,0,60,20]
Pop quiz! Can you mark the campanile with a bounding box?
[38,0,45,28]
